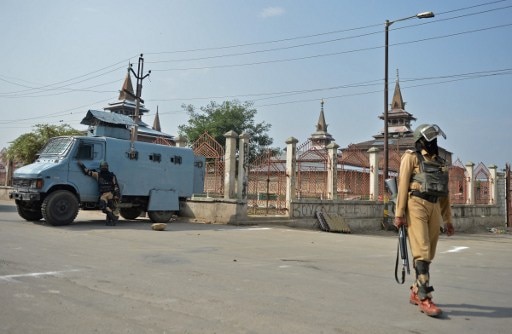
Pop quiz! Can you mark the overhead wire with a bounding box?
[0,1,510,127]
[3,1,508,96]
[1,2,509,95]
[1,66,510,129]
[0,58,137,97]
[135,68,512,115]
[146,2,512,70]
[144,0,510,55]
[0,98,113,125]
[150,22,512,72]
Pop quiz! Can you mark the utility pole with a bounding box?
[128,54,151,159]
[383,12,434,180]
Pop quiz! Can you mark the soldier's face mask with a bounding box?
[420,124,446,142]
[423,138,438,155]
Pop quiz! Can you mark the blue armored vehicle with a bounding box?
[10,111,205,226]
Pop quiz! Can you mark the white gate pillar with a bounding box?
[326,142,339,200]
[175,135,187,148]
[465,162,475,204]
[5,159,13,186]
[285,137,298,215]
[488,164,498,205]
[368,147,380,201]
[237,132,250,200]
[224,130,238,199]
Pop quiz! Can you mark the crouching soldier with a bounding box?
[78,160,120,225]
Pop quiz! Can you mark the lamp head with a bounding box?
[417,11,435,19]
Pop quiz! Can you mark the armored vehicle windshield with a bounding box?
[38,137,74,157]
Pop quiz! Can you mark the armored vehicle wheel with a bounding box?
[16,201,43,221]
[42,190,79,226]
[120,207,143,220]
[148,210,173,224]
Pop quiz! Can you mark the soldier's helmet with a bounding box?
[413,124,446,142]
[100,161,109,170]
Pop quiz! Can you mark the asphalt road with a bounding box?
[1,200,511,334]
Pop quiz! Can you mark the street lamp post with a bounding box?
[383,11,435,180]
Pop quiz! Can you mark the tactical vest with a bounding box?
[98,171,115,193]
[410,152,449,197]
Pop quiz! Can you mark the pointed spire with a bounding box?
[118,66,135,102]
[152,106,161,131]
[316,99,328,132]
[391,70,405,110]
[310,99,334,146]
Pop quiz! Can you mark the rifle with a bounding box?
[385,178,410,285]
[396,225,410,284]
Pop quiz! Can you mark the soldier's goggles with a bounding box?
[421,124,446,142]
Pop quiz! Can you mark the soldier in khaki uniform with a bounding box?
[394,124,455,317]
[78,160,121,226]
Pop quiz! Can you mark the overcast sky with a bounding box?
[1,0,511,169]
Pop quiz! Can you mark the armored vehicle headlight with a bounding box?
[31,179,44,189]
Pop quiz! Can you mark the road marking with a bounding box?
[441,246,469,253]
[215,227,272,231]
[0,269,81,282]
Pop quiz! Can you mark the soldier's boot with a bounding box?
[112,214,119,226]
[107,200,119,226]
[418,297,442,317]
[106,211,115,226]
[99,200,108,214]
[409,285,420,305]
[413,260,442,317]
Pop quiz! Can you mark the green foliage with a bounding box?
[5,124,82,164]
[178,100,274,157]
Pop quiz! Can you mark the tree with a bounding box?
[178,100,274,157]
[5,123,83,164]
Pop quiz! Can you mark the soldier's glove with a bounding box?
[444,223,455,237]
[394,216,407,229]
[77,161,88,175]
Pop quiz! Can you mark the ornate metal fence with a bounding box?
[474,162,491,204]
[191,132,224,197]
[449,159,467,204]
[246,149,287,215]
[296,140,329,199]
[188,132,495,208]
[338,144,371,200]
[448,160,491,204]
[153,137,174,146]
[506,164,512,227]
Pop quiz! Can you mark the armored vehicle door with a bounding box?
[70,139,105,202]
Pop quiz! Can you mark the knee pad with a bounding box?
[414,260,434,299]
[414,260,430,284]
[414,260,430,275]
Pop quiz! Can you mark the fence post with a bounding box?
[465,162,475,204]
[285,137,298,216]
[237,132,250,200]
[224,130,238,199]
[326,142,339,200]
[175,135,187,148]
[368,147,380,201]
[488,164,497,205]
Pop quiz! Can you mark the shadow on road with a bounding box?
[443,303,512,319]
[0,204,17,212]
[35,218,263,233]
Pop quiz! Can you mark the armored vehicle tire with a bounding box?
[16,201,43,221]
[120,207,143,220]
[42,190,79,226]
[148,210,173,224]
